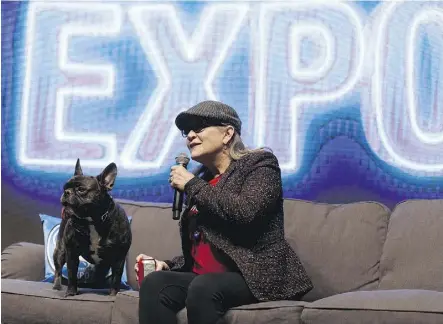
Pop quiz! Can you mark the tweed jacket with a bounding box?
[165,150,313,301]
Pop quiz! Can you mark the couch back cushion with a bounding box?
[284,199,390,301]
[116,199,182,290]
[378,199,443,291]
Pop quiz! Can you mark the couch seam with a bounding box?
[109,299,115,324]
[1,290,115,302]
[119,292,138,299]
[376,206,391,289]
[115,199,171,209]
[232,305,306,311]
[302,306,443,314]
[283,198,392,212]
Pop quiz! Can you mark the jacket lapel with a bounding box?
[214,158,238,190]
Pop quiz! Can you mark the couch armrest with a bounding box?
[1,242,45,281]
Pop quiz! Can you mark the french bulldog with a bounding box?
[53,159,132,297]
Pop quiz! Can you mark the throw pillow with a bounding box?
[40,213,132,290]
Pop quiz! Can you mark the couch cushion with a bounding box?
[1,242,45,281]
[301,289,443,324]
[110,290,188,324]
[378,199,443,291]
[284,199,390,301]
[222,300,308,324]
[1,279,115,324]
[111,290,307,324]
[111,290,138,324]
[116,199,182,290]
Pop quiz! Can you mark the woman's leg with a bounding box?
[138,270,197,324]
[185,272,257,324]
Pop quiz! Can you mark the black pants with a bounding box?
[138,271,257,324]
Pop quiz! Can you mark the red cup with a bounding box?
[137,258,157,287]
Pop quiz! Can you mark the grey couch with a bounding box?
[2,198,443,324]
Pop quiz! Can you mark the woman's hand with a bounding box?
[134,254,170,281]
[169,165,195,191]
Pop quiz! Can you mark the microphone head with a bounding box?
[175,153,190,166]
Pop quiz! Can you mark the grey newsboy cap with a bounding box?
[175,100,242,135]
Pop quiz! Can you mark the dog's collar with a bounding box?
[100,210,109,222]
[98,199,114,223]
[100,195,114,222]
[85,202,113,224]
[67,198,114,224]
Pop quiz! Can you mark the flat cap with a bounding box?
[175,100,242,135]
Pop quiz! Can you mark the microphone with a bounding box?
[172,153,190,220]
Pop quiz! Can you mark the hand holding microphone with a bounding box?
[169,165,193,191]
[170,153,192,219]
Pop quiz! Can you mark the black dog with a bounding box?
[53,159,132,297]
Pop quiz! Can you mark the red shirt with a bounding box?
[189,176,228,274]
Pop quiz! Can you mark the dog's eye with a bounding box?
[77,187,88,194]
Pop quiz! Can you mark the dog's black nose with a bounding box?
[64,188,74,196]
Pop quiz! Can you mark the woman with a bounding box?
[136,100,313,324]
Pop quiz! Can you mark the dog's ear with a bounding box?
[74,158,83,176]
[98,162,117,191]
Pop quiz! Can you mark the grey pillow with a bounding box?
[284,199,390,301]
[379,199,443,291]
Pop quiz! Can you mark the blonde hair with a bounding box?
[227,132,267,160]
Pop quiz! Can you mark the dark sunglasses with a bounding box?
[180,122,227,138]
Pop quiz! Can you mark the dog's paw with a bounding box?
[53,277,62,290]
[64,287,78,297]
[109,288,118,296]
[53,282,62,290]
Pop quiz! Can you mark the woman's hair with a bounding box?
[192,126,271,180]
[227,132,266,161]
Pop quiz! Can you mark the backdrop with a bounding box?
[2,0,443,247]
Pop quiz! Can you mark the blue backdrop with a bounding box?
[2,1,442,208]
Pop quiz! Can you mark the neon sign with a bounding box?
[17,1,443,177]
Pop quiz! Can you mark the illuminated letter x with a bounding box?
[121,4,248,169]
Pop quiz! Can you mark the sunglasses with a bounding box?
[180,122,228,138]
